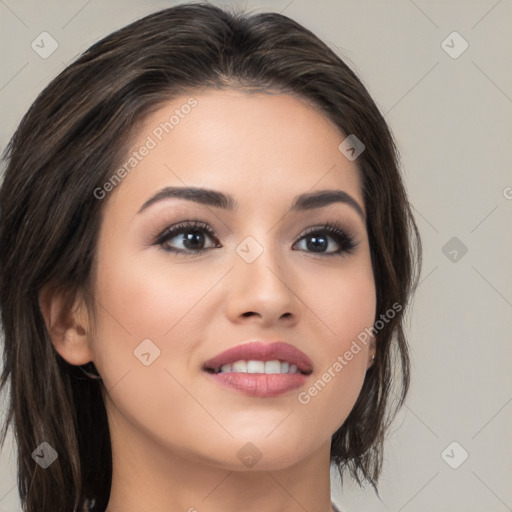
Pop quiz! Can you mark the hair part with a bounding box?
[0,3,421,510]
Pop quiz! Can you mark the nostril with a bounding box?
[241,311,258,318]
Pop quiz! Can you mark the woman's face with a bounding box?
[89,89,376,470]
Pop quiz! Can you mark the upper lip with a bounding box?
[202,341,314,375]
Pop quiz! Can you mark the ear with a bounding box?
[38,284,95,366]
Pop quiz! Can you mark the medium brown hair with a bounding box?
[0,3,421,511]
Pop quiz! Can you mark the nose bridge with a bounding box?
[235,231,287,291]
[225,230,299,323]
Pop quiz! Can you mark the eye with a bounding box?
[154,220,220,255]
[154,220,358,257]
[293,222,357,256]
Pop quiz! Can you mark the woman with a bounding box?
[0,3,421,511]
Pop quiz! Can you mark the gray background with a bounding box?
[1,1,511,511]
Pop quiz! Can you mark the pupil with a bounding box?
[308,235,326,252]
[184,231,204,250]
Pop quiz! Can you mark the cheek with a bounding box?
[90,240,227,398]
[299,253,376,349]
[90,247,215,446]
[92,246,213,340]
[292,257,375,430]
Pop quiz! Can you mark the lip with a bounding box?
[204,372,310,397]
[202,340,313,398]
[202,341,314,374]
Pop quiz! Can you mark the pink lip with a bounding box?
[202,341,313,398]
[202,341,313,374]
[205,372,309,397]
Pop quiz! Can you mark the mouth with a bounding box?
[202,340,314,375]
[202,341,313,397]
[204,360,311,375]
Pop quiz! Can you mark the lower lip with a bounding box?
[204,371,310,397]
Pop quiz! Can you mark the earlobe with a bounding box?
[38,284,94,366]
[367,341,377,369]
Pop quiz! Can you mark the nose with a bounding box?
[224,240,300,328]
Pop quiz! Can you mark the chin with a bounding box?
[201,434,323,472]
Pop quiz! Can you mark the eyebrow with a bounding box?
[137,186,366,221]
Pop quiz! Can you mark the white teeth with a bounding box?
[232,361,247,373]
[247,360,265,373]
[265,360,281,374]
[217,359,301,374]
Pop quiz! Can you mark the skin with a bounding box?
[41,89,377,512]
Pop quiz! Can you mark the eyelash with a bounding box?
[153,220,358,257]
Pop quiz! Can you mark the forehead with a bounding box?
[103,89,364,215]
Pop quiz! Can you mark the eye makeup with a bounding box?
[152,218,359,258]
